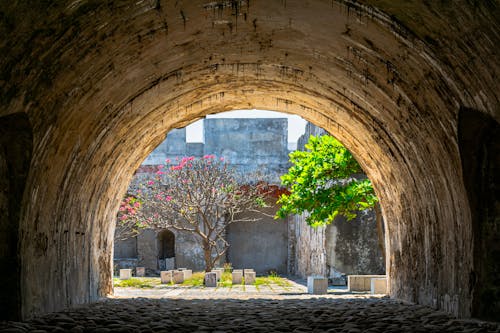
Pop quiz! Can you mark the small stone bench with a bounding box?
[370,277,387,294]
[348,275,386,292]
[244,271,256,285]
[232,270,243,284]
[160,270,173,284]
[119,269,132,280]
[307,276,328,295]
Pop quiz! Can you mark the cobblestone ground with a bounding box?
[1,279,499,332]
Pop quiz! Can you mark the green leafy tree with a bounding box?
[275,135,384,255]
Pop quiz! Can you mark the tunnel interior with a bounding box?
[0,0,498,321]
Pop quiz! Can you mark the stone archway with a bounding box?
[0,0,497,320]
[158,229,175,270]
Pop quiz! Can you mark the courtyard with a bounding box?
[1,278,498,332]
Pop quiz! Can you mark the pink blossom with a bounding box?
[220,157,224,161]
[158,164,164,169]
[147,180,154,186]
[119,206,125,211]
[165,159,171,163]
[203,154,215,159]
[137,190,142,194]
[133,202,140,208]
[120,214,128,221]
[188,156,195,161]
[156,170,164,175]
[165,195,172,201]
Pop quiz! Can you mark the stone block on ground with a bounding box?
[307,276,328,295]
[211,269,222,281]
[371,277,387,294]
[243,268,254,274]
[182,269,192,280]
[136,267,145,277]
[204,272,217,287]
[173,270,185,284]
[119,269,132,280]
[160,270,173,284]
[232,270,243,284]
[244,271,256,285]
[348,275,386,292]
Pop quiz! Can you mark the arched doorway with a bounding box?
[0,0,495,320]
[157,230,175,270]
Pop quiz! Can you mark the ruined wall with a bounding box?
[227,204,288,274]
[204,118,289,184]
[325,212,385,278]
[0,0,497,319]
[290,123,385,281]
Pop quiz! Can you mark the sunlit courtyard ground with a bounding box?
[2,275,499,332]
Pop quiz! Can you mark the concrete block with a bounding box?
[244,271,256,285]
[119,269,132,280]
[204,272,217,287]
[160,270,173,284]
[173,270,185,284]
[370,278,387,294]
[232,270,243,284]
[348,275,386,292]
[182,269,192,280]
[244,268,254,274]
[136,267,145,277]
[211,269,222,281]
[307,276,328,295]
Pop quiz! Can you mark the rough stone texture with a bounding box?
[135,267,145,277]
[244,271,256,285]
[232,270,243,285]
[371,278,388,295]
[204,118,289,184]
[119,269,132,280]
[349,275,386,292]
[326,213,385,276]
[290,123,385,281]
[0,0,498,320]
[307,276,328,295]
[204,272,217,287]
[160,271,173,284]
[227,204,289,275]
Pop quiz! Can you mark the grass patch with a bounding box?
[181,271,205,287]
[113,272,292,289]
[113,277,161,288]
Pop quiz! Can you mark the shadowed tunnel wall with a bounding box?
[0,0,498,320]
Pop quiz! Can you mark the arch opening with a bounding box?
[0,0,490,320]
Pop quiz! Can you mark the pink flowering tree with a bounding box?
[119,155,269,272]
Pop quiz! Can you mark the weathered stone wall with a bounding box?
[288,213,327,278]
[290,123,385,281]
[0,0,497,320]
[325,212,385,277]
[204,118,289,184]
[227,204,288,274]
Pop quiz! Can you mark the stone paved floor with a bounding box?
[1,278,499,332]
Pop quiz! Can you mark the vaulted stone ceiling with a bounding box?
[0,0,498,321]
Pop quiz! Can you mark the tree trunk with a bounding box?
[202,240,213,272]
[374,203,386,262]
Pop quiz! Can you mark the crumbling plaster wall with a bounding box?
[0,0,497,319]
